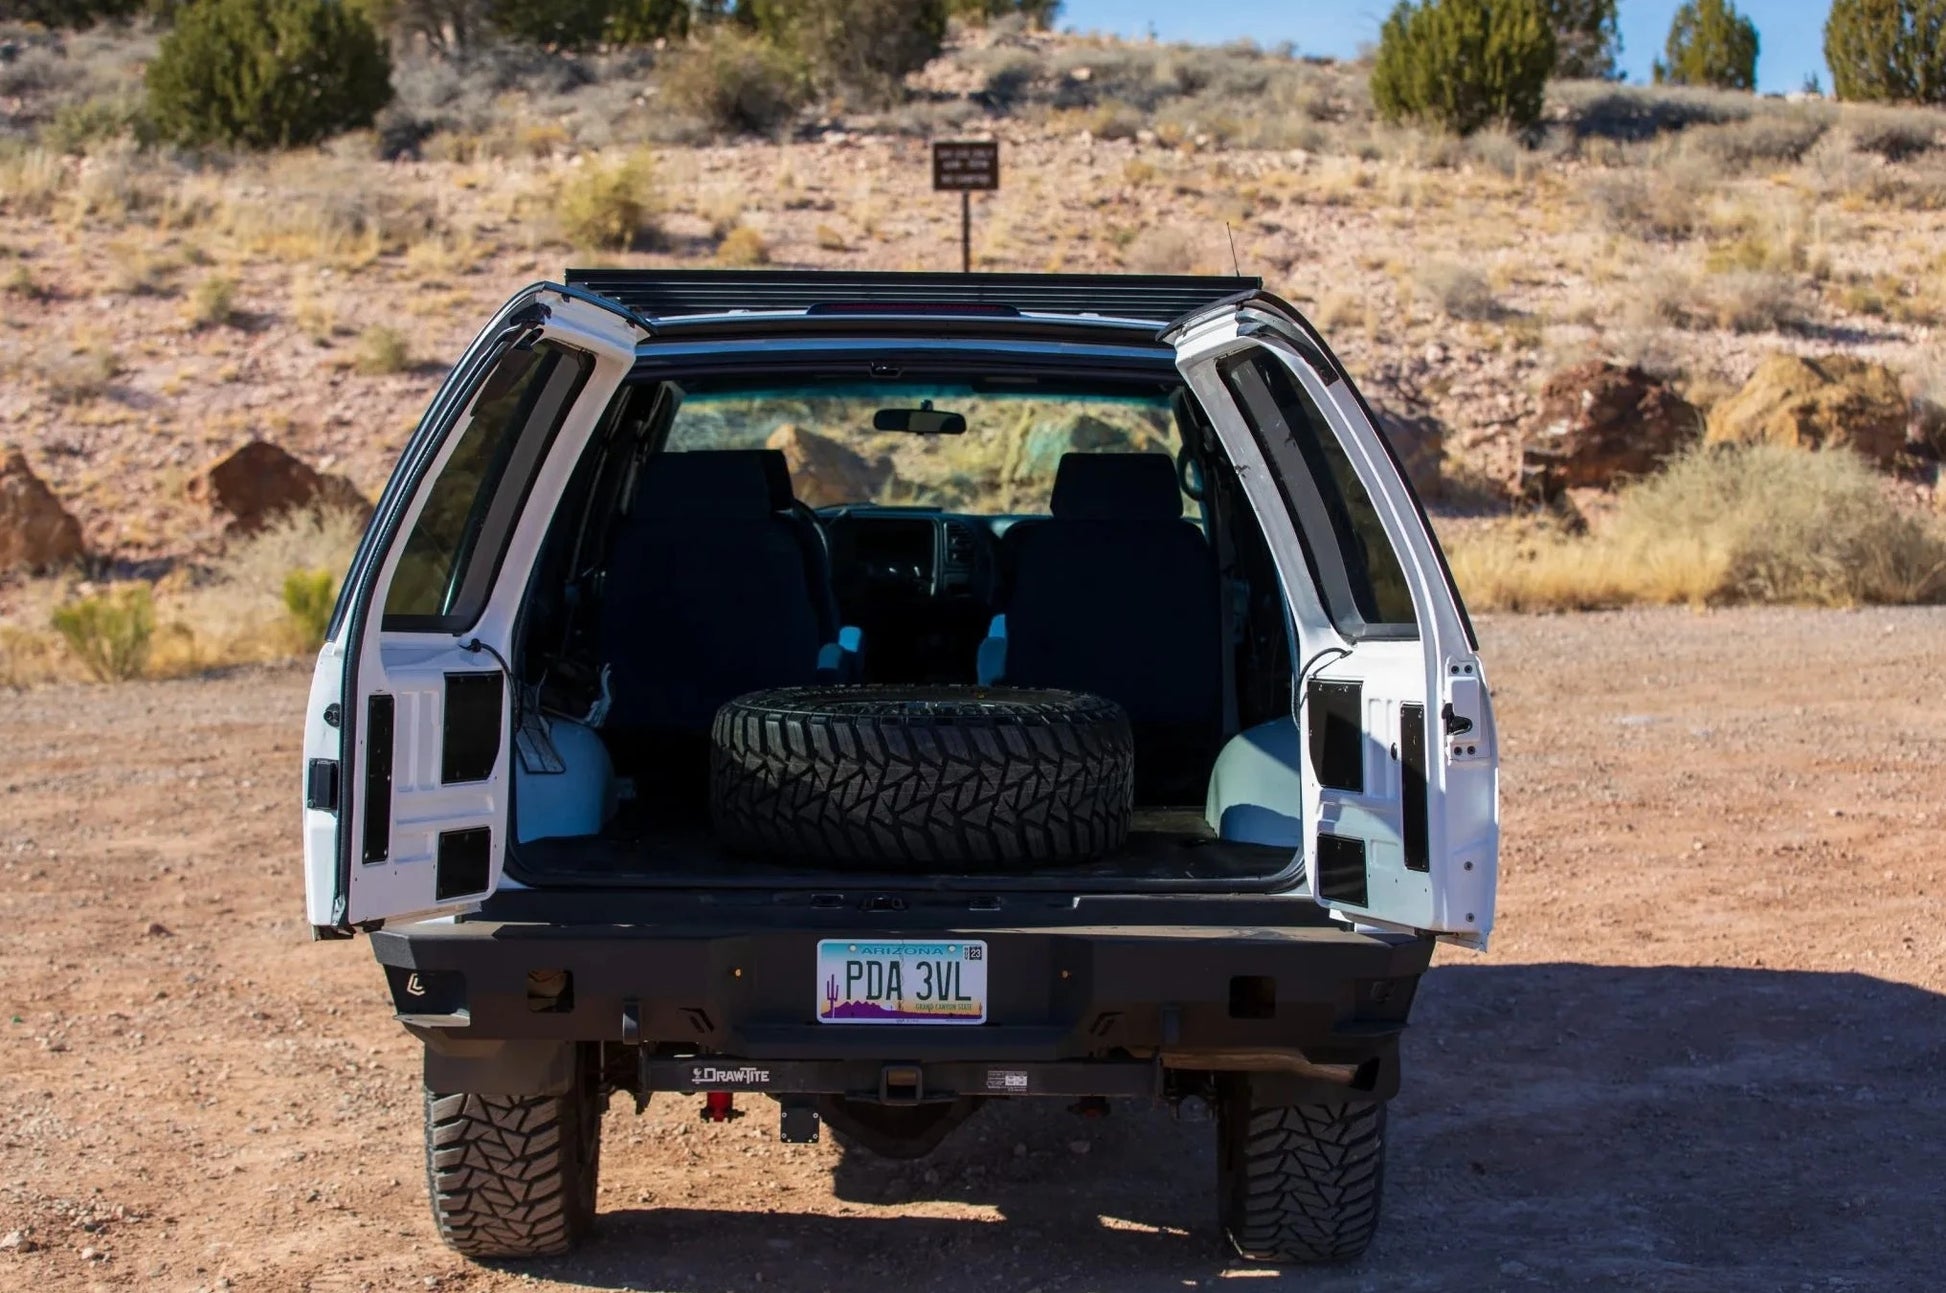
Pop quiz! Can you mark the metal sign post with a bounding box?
[932,140,999,273]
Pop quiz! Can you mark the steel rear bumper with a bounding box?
[371,919,1433,1100]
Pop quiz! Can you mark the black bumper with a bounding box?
[371,916,1432,1103]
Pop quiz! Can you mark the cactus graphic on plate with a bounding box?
[824,973,840,1015]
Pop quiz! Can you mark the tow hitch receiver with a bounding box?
[701,1091,740,1123]
[778,1098,820,1144]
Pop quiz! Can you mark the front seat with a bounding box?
[599,448,842,748]
[993,452,1224,804]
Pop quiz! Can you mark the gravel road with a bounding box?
[3,607,1943,1292]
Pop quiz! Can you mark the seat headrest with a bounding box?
[633,450,795,520]
[1049,452,1183,521]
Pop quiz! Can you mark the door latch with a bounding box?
[1444,666,1488,761]
[305,758,340,812]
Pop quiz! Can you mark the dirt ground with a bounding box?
[3,606,1944,1293]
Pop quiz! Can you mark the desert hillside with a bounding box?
[1,20,1944,675]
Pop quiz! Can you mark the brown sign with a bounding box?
[932,140,999,192]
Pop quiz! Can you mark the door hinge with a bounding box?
[305,758,340,812]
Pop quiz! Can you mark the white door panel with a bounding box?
[1169,296,1500,949]
[301,639,346,927]
[304,284,644,936]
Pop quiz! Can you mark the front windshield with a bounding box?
[662,382,1187,516]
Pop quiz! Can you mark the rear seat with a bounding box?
[596,449,848,805]
[986,452,1224,804]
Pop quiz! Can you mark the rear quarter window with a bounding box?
[383,342,593,632]
[1215,349,1417,639]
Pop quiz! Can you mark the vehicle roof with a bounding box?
[563,268,1261,341]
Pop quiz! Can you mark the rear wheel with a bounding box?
[424,1050,602,1259]
[1217,1078,1386,1264]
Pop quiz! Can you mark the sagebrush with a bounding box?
[51,585,155,682]
[1449,445,1946,610]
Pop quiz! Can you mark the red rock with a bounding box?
[191,440,371,535]
[0,448,86,571]
[1521,362,1700,497]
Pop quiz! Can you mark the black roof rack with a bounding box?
[562,269,1261,324]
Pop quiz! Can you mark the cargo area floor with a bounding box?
[510,808,1298,892]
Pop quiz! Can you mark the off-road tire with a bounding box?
[424,1059,602,1259]
[1217,1086,1386,1264]
[710,685,1134,868]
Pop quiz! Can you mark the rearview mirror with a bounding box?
[874,407,967,435]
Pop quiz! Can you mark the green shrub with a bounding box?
[599,0,692,44]
[40,95,150,156]
[52,586,155,682]
[479,0,688,48]
[282,569,336,651]
[1825,0,1946,104]
[558,151,656,250]
[748,0,948,104]
[483,0,613,47]
[1546,0,1620,80]
[4,0,145,27]
[1370,0,1557,136]
[1654,0,1759,91]
[661,29,807,134]
[147,0,394,150]
[948,0,1060,26]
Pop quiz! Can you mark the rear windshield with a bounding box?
[661,380,1191,517]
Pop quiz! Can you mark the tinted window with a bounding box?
[661,382,1191,517]
[1216,349,1416,637]
[384,342,593,629]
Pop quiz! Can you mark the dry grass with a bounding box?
[557,151,657,251]
[1415,260,1500,321]
[184,274,238,329]
[1449,446,1946,611]
[354,325,412,375]
[1585,158,1711,240]
[0,507,364,687]
[714,223,770,267]
[44,345,121,404]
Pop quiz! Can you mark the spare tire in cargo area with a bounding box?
[709,686,1134,868]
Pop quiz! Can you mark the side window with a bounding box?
[384,342,594,630]
[1216,348,1417,638]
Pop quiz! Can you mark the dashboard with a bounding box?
[820,508,1012,684]
[824,508,999,603]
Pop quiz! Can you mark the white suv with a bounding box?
[298,271,1498,1264]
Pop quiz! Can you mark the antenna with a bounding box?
[1225,222,1242,277]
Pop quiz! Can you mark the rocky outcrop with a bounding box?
[0,448,86,571]
[1704,354,1909,467]
[191,441,371,535]
[766,425,890,508]
[1373,404,1446,499]
[1520,362,1700,498]
[1011,412,1165,487]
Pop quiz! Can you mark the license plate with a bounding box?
[816,939,987,1024]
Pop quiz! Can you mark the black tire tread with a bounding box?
[709,685,1134,869]
[1221,1099,1385,1264]
[424,1080,599,1260]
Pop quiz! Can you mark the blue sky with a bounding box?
[1058,1,1834,96]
